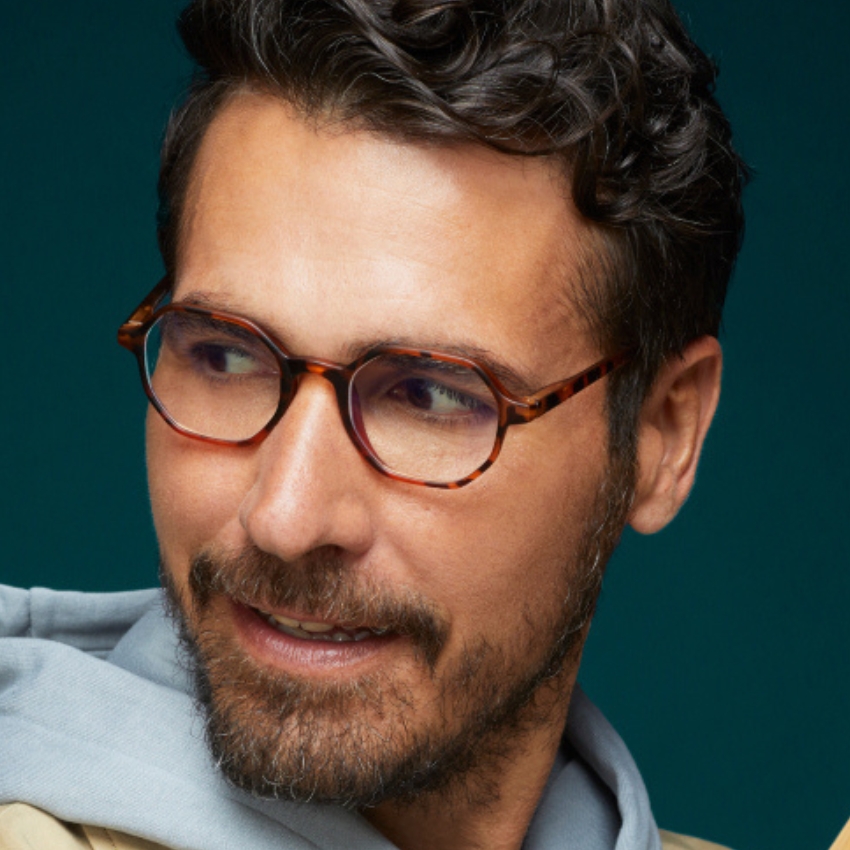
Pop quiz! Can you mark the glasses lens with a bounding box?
[145,312,283,441]
[351,354,500,483]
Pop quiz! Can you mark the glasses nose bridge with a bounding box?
[283,355,354,424]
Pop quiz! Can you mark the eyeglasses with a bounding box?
[118,278,630,489]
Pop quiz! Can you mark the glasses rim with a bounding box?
[118,277,632,489]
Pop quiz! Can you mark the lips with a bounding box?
[253,606,390,643]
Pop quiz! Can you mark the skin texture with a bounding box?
[147,90,721,850]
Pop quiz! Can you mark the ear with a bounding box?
[628,336,722,535]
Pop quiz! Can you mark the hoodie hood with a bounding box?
[0,584,661,850]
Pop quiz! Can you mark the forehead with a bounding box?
[177,91,600,380]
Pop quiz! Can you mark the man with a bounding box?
[0,0,747,848]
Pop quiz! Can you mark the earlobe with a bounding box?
[628,336,722,535]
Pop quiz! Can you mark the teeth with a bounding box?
[257,607,388,643]
[269,613,301,629]
[266,612,336,633]
[301,621,335,633]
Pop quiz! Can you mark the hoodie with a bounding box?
[0,584,662,850]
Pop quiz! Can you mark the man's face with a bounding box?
[149,91,631,807]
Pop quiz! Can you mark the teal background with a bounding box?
[1,2,848,849]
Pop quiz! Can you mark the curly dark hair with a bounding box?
[157,0,749,464]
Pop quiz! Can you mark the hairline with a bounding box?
[170,80,618,344]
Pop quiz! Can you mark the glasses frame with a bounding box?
[118,278,631,489]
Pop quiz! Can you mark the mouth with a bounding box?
[225,601,404,675]
[252,606,391,644]
[223,600,401,674]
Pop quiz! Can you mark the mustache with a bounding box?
[186,545,448,669]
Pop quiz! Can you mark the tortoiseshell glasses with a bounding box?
[118,279,630,489]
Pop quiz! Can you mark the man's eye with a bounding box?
[391,378,489,416]
[193,343,260,375]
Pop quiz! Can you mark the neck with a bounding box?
[363,676,575,850]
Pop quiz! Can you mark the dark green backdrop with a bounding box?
[2,2,848,849]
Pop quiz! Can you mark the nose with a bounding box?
[238,374,375,561]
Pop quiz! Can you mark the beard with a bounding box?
[161,457,634,810]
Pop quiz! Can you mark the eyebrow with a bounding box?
[175,291,241,312]
[173,289,542,396]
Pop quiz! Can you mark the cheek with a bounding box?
[386,414,608,631]
[146,412,254,576]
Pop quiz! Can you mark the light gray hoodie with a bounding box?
[0,584,662,850]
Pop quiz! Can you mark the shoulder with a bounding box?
[660,828,735,850]
[0,804,167,850]
[0,804,92,849]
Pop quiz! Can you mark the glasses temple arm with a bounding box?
[503,351,633,425]
[121,276,172,327]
